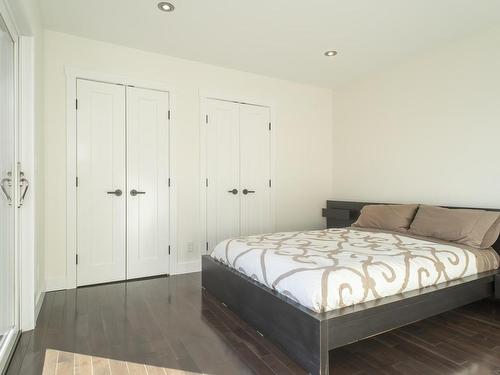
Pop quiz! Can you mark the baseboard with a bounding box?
[173,260,201,275]
[35,290,45,321]
[45,277,67,292]
[45,263,201,289]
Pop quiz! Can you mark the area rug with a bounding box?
[42,349,199,375]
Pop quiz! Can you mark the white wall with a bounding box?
[332,26,500,208]
[32,2,45,317]
[44,30,333,287]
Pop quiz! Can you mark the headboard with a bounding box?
[322,200,500,254]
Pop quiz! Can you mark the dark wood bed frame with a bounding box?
[202,201,500,375]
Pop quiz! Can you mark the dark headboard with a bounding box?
[322,200,500,254]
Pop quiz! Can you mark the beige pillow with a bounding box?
[352,204,418,233]
[482,216,500,249]
[409,205,500,249]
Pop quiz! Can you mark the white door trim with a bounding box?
[65,67,177,289]
[199,90,277,262]
[199,89,275,109]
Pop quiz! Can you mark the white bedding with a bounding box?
[210,227,499,313]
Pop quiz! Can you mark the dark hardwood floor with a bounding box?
[6,273,500,375]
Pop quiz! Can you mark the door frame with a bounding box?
[65,67,177,290]
[199,90,277,260]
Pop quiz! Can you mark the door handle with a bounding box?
[130,189,146,196]
[18,171,30,207]
[1,172,12,205]
[242,189,255,195]
[107,189,123,196]
[227,189,238,195]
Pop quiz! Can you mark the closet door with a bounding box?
[206,99,240,249]
[127,87,170,279]
[76,79,126,286]
[0,14,16,370]
[239,104,271,236]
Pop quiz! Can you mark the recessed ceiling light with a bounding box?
[324,50,338,57]
[158,2,175,12]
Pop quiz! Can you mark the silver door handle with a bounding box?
[242,189,255,195]
[1,172,12,206]
[130,189,146,196]
[107,189,123,196]
[18,172,30,207]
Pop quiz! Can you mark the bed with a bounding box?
[201,201,500,375]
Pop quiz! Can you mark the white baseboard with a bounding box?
[172,260,201,275]
[35,290,45,321]
[45,262,200,291]
[45,277,67,292]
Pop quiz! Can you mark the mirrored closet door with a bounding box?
[0,11,18,373]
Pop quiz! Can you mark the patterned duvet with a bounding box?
[210,227,499,313]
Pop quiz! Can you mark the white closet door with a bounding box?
[239,104,271,236]
[127,87,170,279]
[0,14,16,358]
[76,79,126,286]
[206,99,240,249]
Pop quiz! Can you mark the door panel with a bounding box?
[127,87,170,279]
[206,99,240,249]
[239,104,271,236]
[76,79,126,286]
[0,13,16,367]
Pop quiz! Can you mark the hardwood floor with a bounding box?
[6,273,500,375]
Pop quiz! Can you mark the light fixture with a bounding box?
[158,2,175,12]
[324,50,338,57]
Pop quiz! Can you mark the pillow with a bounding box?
[409,205,500,249]
[482,216,500,249]
[352,204,418,233]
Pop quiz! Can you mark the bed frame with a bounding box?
[202,201,500,375]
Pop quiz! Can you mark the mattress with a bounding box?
[210,227,499,313]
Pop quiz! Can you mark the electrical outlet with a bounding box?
[187,241,194,253]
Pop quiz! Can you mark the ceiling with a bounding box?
[40,0,500,88]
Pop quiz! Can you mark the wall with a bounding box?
[32,0,45,318]
[332,26,500,208]
[43,30,333,288]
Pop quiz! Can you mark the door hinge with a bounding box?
[76,254,79,265]
[268,122,271,131]
[75,99,78,110]
[168,178,171,187]
[168,245,171,255]
[269,179,272,187]
[168,110,171,120]
[205,178,209,187]
[205,114,209,124]
[76,177,79,187]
